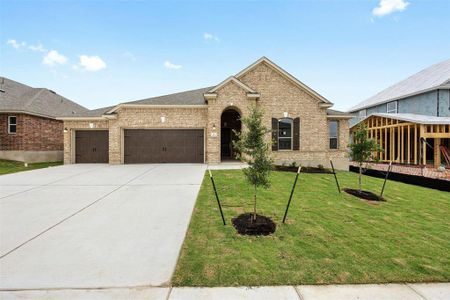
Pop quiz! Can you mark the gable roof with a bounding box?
[349,59,450,112]
[206,76,258,94]
[0,76,88,119]
[235,57,332,105]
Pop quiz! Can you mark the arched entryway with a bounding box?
[221,108,241,161]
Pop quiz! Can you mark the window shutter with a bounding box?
[271,118,278,151]
[293,117,300,150]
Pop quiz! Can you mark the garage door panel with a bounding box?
[75,131,109,163]
[124,129,204,164]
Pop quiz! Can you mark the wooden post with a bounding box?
[384,126,388,161]
[400,125,404,163]
[414,124,418,164]
[390,127,394,162]
[397,126,400,163]
[407,125,410,164]
[434,138,441,168]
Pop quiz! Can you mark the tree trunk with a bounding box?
[253,184,257,222]
[358,163,362,193]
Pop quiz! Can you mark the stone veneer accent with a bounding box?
[63,60,350,170]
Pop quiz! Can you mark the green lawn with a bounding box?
[0,159,62,175]
[173,170,450,286]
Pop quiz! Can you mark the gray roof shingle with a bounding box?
[0,77,88,118]
[124,87,212,106]
[349,59,450,112]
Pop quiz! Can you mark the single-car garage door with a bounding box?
[124,129,204,164]
[75,130,109,163]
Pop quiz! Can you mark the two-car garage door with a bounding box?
[124,129,204,164]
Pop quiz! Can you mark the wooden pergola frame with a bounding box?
[352,115,450,167]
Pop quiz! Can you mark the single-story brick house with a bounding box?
[59,57,353,169]
[0,77,88,163]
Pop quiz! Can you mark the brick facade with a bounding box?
[0,113,63,151]
[62,60,350,169]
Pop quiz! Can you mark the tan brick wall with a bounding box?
[217,61,349,169]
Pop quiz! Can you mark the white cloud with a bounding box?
[372,0,409,17]
[6,39,26,49]
[29,43,47,52]
[164,60,182,70]
[203,32,220,42]
[43,50,68,66]
[79,55,107,71]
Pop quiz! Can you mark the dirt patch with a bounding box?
[344,188,385,202]
[232,213,276,236]
[274,166,333,174]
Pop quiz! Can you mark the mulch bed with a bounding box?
[343,188,385,202]
[232,213,276,236]
[274,166,333,174]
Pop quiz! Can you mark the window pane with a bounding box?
[387,101,397,113]
[278,118,292,137]
[330,138,338,149]
[329,121,338,138]
[9,125,17,133]
[9,116,16,125]
[279,138,292,150]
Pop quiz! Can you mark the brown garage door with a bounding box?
[75,130,109,163]
[124,129,204,164]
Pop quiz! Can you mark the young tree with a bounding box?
[233,105,273,222]
[349,123,383,192]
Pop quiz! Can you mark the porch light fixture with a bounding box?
[283,112,289,118]
[63,127,68,133]
[160,116,166,123]
[89,123,94,128]
[212,124,216,130]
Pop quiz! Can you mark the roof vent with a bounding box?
[0,77,4,93]
[49,89,56,94]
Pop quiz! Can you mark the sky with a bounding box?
[1,0,449,111]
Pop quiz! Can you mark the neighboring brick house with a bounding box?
[0,77,88,162]
[60,57,353,169]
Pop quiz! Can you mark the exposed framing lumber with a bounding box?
[352,115,450,166]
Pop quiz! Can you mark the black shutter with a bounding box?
[293,117,300,150]
[272,118,278,151]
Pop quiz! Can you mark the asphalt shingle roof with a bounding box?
[0,76,88,118]
[349,59,450,112]
[125,87,213,106]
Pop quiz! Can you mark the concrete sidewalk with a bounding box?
[2,283,448,300]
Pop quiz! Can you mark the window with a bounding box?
[8,116,17,134]
[358,109,367,120]
[329,121,338,149]
[278,118,292,150]
[387,101,397,113]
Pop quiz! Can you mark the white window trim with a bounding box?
[329,121,339,149]
[278,118,293,151]
[387,101,398,114]
[8,116,17,134]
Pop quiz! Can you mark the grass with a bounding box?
[173,170,450,286]
[0,159,62,175]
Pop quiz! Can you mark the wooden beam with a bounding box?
[401,126,404,163]
[397,126,400,162]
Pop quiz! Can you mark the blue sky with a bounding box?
[1,0,449,111]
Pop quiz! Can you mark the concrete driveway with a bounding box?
[0,164,206,290]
